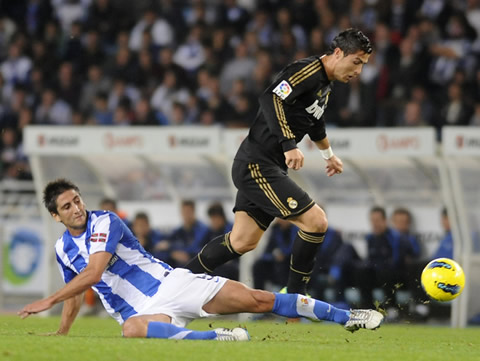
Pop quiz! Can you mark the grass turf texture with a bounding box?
[1,314,479,361]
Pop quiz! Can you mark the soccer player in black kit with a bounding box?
[186,28,373,295]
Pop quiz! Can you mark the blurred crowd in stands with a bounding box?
[1,0,480,180]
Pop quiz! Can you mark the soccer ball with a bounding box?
[421,258,465,302]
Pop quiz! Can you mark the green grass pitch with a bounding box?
[1,314,479,361]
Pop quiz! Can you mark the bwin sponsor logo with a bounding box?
[305,100,325,119]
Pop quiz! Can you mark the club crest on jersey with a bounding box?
[287,197,298,209]
[305,99,325,119]
[273,80,293,100]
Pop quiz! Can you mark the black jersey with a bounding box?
[234,55,333,168]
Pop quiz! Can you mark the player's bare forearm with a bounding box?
[18,252,111,318]
[57,293,85,335]
[314,137,331,151]
[18,270,97,319]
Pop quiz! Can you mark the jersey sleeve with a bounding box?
[56,253,77,284]
[259,58,324,152]
[89,212,124,255]
[307,121,327,142]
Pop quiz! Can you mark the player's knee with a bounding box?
[230,233,261,254]
[122,318,145,338]
[303,211,328,233]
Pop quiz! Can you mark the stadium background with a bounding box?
[0,0,479,328]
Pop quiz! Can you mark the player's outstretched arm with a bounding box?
[54,293,85,335]
[18,252,111,319]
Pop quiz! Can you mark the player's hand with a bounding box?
[39,330,68,336]
[325,155,343,177]
[284,148,304,170]
[18,298,54,319]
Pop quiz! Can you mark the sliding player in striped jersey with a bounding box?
[186,29,373,296]
[18,179,383,340]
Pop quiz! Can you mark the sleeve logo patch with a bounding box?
[273,80,292,100]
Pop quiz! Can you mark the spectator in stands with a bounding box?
[0,42,32,89]
[390,37,423,102]
[410,85,435,126]
[397,100,428,127]
[85,0,122,47]
[112,101,132,126]
[31,39,58,80]
[218,0,250,38]
[99,197,130,227]
[391,207,421,260]
[128,7,174,52]
[55,61,81,109]
[173,23,207,77]
[136,49,158,93]
[132,96,161,126]
[107,77,140,113]
[78,29,107,74]
[390,207,424,299]
[438,83,472,128]
[469,102,480,126]
[219,41,256,95]
[131,211,163,256]
[150,69,190,123]
[92,91,113,125]
[163,200,209,268]
[0,17,17,59]
[79,65,111,114]
[0,127,28,180]
[108,47,138,85]
[433,207,453,260]
[34,87,72,125]
[352,206,417,309]
[253,218,297,291]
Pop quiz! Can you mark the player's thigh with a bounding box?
[233,160,315,222]
[123,313,172,338]
[288,204,328,233]
[202,280,275,315]
[230,211,265,252]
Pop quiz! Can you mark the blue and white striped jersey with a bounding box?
[55,210,172,324]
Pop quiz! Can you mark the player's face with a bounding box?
[334,49,370,83]
[52,189,87,236]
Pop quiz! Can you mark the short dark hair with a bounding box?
[100,197,117,210]
[134,211,149,223]
[370,206,386,219]
[392,207,412,221]
[181,199,195,209]
[207,202,225,219]
[327,28,372,56]
[441,207,448,218]
[43,178,80,214]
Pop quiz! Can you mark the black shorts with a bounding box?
[231,160,315,231]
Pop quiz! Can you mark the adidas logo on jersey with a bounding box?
[305,99,325,119]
